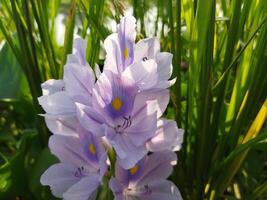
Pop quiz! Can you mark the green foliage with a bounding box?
[0,42,30,100]
[0,0,266,199]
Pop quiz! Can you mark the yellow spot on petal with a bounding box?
[123,47,129,59]
[88,143,96,155]
[129,165,139,175]
[112,97,123,111]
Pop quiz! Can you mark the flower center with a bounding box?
[129,165,139,175]
[88,143,96,155]
[123,47,129,59]
[112,97,123,111]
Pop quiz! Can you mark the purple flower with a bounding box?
[38,38,95,136]
[104,16,175,90]
[109,151,182,200]
[40,127,108,200]
[76,70,169,169]
[38,15,185,200]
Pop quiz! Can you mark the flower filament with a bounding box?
[114,115,132,133]
[74,166,85,178]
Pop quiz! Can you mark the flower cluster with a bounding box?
[39,15,184,200]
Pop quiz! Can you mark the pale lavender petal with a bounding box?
[63,63,94,105]
[126,105,157,146]
[107,128,147,169]
[136,151,177,186]
[154,52,176,89]
[118,16,136,45]
[105,128,131,159]
[156,52,173,81]
[70,38,87,66]
[92,84,112,120]
[40,163,80,198]
[109,178,125,200]
[134,38,160,62]
[49,134,88,167]
[146,119,184,152]
[138,180,182,200]
[118,16,136,68]
[76,103,106,137]
[98,152,109,181]
[93,71,116,111]
[63,174,100,200]
[41,79,65,95]
[38,91,75,115]
[156,77,177,89]
[114,160,130,186]
[122,60,158,91]
[116,146,147,170]
[67,54,79,65]
[132,89,170,119]
[44,114,79,136]
[103,33,122,73]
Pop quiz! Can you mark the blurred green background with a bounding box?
[0,0,266,199]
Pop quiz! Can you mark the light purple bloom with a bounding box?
[104,16,175,90]
[38,38,95,136]
[39,14,185,200]
[109,151,182,200]
[41,127,108,200]
[76,70,168,169]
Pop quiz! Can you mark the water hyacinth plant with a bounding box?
[39,16,184,199]
[0,0,267,200]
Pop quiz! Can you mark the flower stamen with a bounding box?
[74,166,84,178]
[122,115,132,129]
